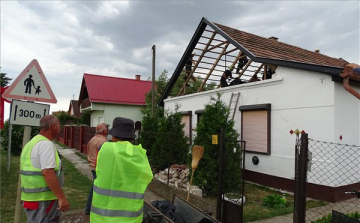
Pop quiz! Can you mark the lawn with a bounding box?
[242,183,326,222]
[0,149,91,222]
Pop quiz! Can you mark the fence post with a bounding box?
[294,133,308,223]
[216,128,225,221]
[79,126,84,153]
[70,126,75,148]
[64,126,68,146]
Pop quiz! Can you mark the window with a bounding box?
[98,116,103,125]
[181,111,192,144]
[195,109,205,124]
[239,104,271,154]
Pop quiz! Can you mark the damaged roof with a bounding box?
[158,17,348,106]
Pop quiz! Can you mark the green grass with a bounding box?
[61,155,92,210]
[75,151,88,161]
[0,149,26,222]
[242,183,327,222]
[0,149,91,222]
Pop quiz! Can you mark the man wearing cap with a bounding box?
[85,123,109,215]
[220,69,232,88]
[90,117,153,223]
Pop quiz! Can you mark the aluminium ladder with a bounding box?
[228,92,240,121]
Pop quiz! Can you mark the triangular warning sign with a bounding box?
[3,59,57,103]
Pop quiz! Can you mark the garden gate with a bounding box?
[220,128,246,223]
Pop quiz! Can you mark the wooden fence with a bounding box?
[58,125,96,154]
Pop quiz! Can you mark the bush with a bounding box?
[140,106,189,171]
[140,70,190,171]
[0,120,39,156]
[55,111,81,125]
[192,93,242,196]
[262,194,288,209]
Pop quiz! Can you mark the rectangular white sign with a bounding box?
[9,100,50,126]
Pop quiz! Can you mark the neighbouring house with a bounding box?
[68,100,82,118]
[78,73,152,127]
[158,18,360,199]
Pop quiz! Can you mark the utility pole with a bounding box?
[151,45,156,117]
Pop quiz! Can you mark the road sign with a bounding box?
[9,100,50,126]
[1,86,12,129]
[3,59,57,103]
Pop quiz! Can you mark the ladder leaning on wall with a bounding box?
[228,92,240,121]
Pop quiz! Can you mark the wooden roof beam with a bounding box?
[198,42,230,92]
[178,31,217,96]
[205,41,227,52]
[236,60,253,78]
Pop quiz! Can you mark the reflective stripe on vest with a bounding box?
[91,206,143,218]
[93,185,144,200]
[21,187,51,193]
[20,170,60,176]
[20,135,60,201]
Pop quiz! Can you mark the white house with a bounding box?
[158,18,360,196]
[78,73,152,127]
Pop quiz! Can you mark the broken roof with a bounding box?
[158,17,348,106]
[78,73,152,106]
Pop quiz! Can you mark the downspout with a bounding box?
[341,63,360,100]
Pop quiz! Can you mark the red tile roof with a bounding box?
[83,74,152,105]
[214,23,347,68]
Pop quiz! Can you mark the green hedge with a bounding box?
[192,93,242,196]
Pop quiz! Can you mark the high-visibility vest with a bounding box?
[20,135,60,201]
[91,141,153,223]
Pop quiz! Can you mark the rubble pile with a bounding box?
[153,164,203,197]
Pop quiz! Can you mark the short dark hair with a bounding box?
[224,70,232,78]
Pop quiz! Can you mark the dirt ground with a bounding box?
[60,210,90,223]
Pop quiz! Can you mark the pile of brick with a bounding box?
[153,164,203,197]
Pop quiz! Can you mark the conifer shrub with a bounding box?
[192,93,242,196]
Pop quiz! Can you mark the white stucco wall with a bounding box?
[164,66,360,184]
[90,103,145,127]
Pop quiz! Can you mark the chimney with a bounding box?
[269,36,278,41]
[315,49,320,53]
[135,74,141,81]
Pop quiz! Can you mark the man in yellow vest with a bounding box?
[20,115,70,223]
[90,117,153,223]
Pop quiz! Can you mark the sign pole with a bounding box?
[7,124,12,172]
[14,126,31,223]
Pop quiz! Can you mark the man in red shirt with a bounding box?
[85,123,108,215]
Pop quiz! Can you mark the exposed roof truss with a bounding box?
[178,27,274,96]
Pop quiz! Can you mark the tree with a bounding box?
[140,70,189,170]
[1,73,12,87]
[0,120,39,156]
[192,93,242,196]
[81,112,91,126]
[170,70,216,96]
[55,111,81,126]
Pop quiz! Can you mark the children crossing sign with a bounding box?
[2,59,57,103]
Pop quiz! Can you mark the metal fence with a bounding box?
[305,138,360,222]
[295,134,360,222]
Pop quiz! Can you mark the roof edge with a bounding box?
[157,17,209,107]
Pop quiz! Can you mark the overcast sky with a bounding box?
[1,1,359,120]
